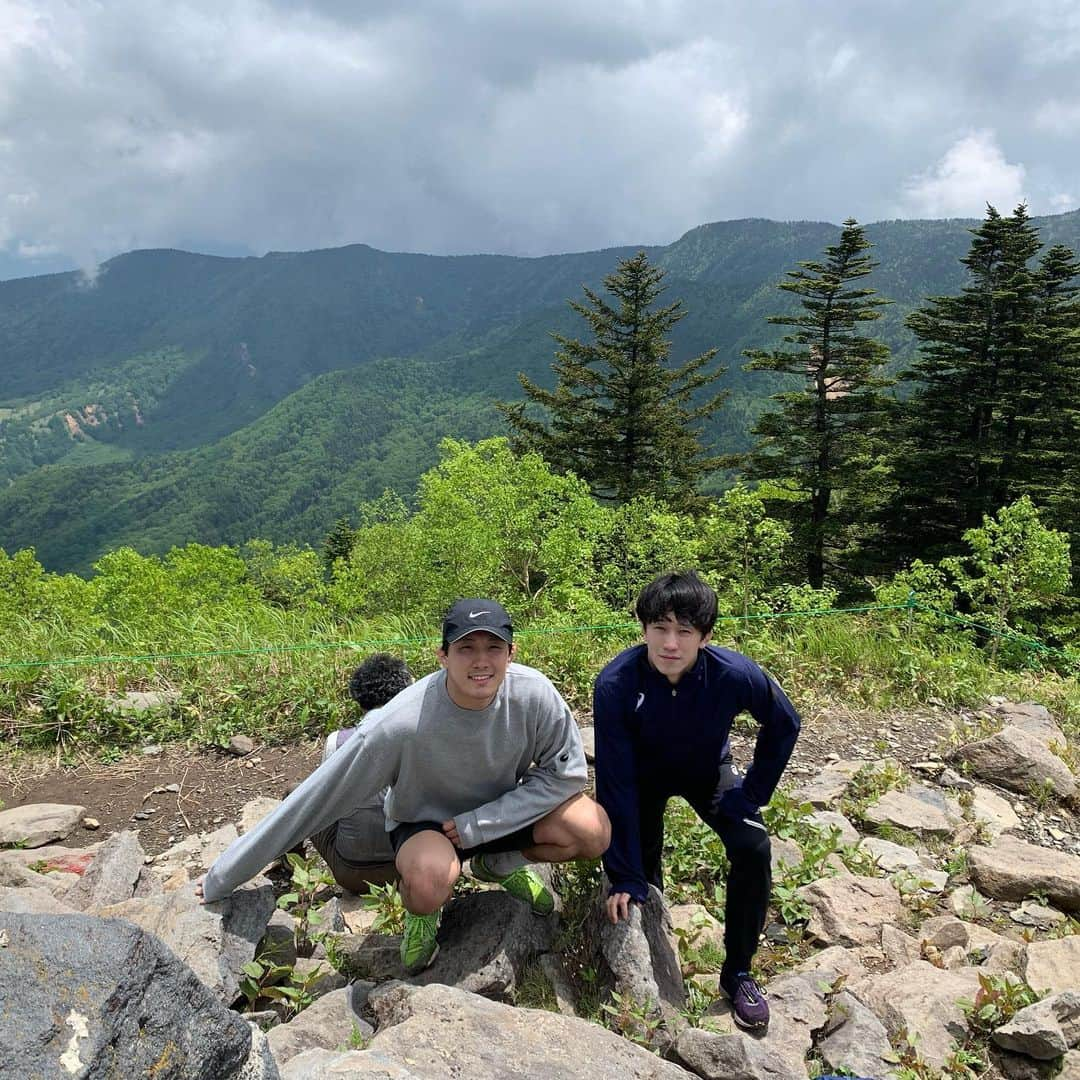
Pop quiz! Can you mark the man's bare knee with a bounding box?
[400,866,454,914]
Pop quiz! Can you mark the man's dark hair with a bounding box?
[635,571,718,635]
[348,653,414,711]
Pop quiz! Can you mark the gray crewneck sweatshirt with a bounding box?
[202,662,586,902]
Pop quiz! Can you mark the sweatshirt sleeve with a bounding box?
[739,661,802,807]
[453,680,586,849]
[201,718,401,902]
[593,676,648,903]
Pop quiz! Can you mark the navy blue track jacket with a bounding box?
[593,643,801,901]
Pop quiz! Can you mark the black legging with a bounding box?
[638,761,772,975]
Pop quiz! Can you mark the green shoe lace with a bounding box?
[470,855,555,916]
[400,909,441,973]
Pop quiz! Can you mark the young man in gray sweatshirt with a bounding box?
[199,599,610,973]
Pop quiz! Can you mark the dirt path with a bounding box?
[0,701,959,857]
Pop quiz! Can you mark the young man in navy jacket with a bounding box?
[593,571,801,1031]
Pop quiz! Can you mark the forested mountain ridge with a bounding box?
[2,211,1079,571]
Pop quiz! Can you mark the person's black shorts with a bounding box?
[389,819,536,861]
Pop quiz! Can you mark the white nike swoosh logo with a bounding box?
[468,610,491,618]
[635,693,645,712]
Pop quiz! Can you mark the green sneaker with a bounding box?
[470,855,555,916]
[400,910,441,973]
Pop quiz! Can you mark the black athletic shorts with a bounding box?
[389,819,536,860]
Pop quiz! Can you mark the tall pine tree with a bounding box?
[499,251,726,508]
[887,205,1057,562]
[733,220,893,588]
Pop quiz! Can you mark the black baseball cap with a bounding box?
[442,599,514,646]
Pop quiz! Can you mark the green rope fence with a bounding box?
[1,596,1075,674]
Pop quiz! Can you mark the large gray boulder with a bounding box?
[800,874,904,946]
[952,726,1077,800]
[993,991,1080,1060]
[596,883,685,1044]
[0,884,78,915]
[279,981,692,1079]
[1024,937,1080,996]
[329,890,557,999]
[0,802,86,847]
[850,960,983,1069]
[0,912,254,1079]
[818,990,896,1079]
[969,835,1080,911]
[99,879,277,1004]
[63,829,150,910]
[862,782,960,837]
[266,984,374,1066]
[675,972,828,1080]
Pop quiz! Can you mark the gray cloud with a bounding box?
[1,0,1078,278]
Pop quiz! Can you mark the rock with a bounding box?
[539,952,579,1016]
[291,957,347,1000]
[863,782,960,837]
[110,689,181,712]
[948,883,992,920]
[99,878,277,1004]
[770,836,803,877]
[969,835,1080,911]
[808,810,860,847]
[818,990,896,1079]
[791,760,866,808]
[939,767,975,790]
[918,915,968,950]
[578,724,595,763]
[993,991,1080,1060]
[0,912,253,1079]
[1058,1050,1080,1080]
[332,890,558,999]
[1010,901,1067,929]
[962,923,1025,973]
[151,823,241,881]
[851,960,983,1069]
[880,924,921,968]
[970,785,1022,837]
[338,981,693,1079]
[953,726,1077,800]
[0,884,79,914]
[790,944,867,984]
[800,874,904,947]
[1024,937,1080,996]
[82,817,101,830]
[260,907,300,966]
[0,802,86,847]
[266,983,374,1065]
[62,829,147,910]
[992,702,1065,746]
[860,835,927,873]
[338,894,379,935]
[676,972,827,1080]
[597,883,685,1041]
[237,1022,282,1079]
[241,797,283,835]
[669,903,725,953]
[228,734,257,756]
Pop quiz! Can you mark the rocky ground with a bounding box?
[1,697,1078,1079]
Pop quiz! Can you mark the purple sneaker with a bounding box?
[720,970,769,1031]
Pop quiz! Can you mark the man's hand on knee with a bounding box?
[441,819,462,848]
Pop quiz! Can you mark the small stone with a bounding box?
[141,744,164,756]
[82,818,101,831]
[227,735,255,757]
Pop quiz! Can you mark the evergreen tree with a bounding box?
[322,516,357,570]
[887,205,1066,562]
[499,251,726,508]
[733,220,893,588]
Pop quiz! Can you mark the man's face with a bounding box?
[437,630,515,710]
[642,613,710,684]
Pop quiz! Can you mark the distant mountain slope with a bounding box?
[2,211,1077,570]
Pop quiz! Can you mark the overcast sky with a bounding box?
[2,0,1078,279]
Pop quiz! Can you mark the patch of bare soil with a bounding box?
[0,741,323,855]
